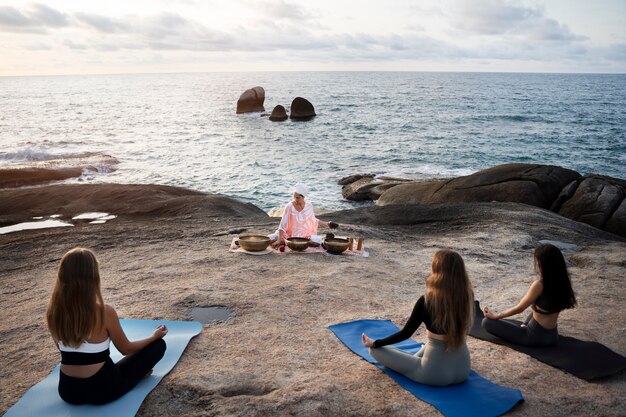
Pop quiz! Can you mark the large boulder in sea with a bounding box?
[377,163,581,209]
[269,105,288,121]
[552,175,626,237]
[236,86,265,114]
[290,97,315,120]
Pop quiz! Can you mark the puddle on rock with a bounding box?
[0,219,74,235]
[188,306,234,325]
[72,212,117,224]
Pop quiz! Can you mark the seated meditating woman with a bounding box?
[361,249,474,386]
[481,243,577,347]
[270,183,338,248]
[46,248,168,405]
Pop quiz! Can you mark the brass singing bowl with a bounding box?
[238,235,271,252]
[286,237,310,251]
[324,237,350,254]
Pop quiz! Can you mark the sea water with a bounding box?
[1,72,624,211]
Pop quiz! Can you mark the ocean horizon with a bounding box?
[1,71,625,212]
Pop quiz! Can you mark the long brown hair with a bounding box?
[535,244,576,310]
[46,248,105,347]
[424,249,474,351]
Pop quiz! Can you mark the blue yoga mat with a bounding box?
[4,319,202,417]
[330,320,524,417]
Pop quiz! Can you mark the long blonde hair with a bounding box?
[46,248,105,347]
[424,249,474,351]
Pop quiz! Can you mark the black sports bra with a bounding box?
[531,292,561,315]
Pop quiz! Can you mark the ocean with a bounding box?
[1,72,625,212]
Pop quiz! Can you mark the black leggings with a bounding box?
[58,339,166,405]
[482,314,558,347]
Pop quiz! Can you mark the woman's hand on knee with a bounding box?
[152,324,168,340]
[483,306,499,320]
[361,333,375,348]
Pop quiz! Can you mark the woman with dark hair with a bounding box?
[46,248,168,405]
[481,243,577,346]
[361,249,474,386]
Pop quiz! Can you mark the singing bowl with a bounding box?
[324,237,350,254]
[286,237,310,251]
[238,235,271,252]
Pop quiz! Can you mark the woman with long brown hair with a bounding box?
[481,243,576,346]
[46,248,167,405]
[362,249,474,386]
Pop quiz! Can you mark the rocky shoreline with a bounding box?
[341,163,626,238]
[1,181,625,416]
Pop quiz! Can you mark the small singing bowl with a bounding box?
[238,235,271,252]
[324,237,350,254]
[286,237,310,251]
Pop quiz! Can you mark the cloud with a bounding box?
[75,13,131,33]
[0,4,68,33]
[605,43,626,61]
[450,0,585,42]
[31,4,68,27]
[245,0,319,21]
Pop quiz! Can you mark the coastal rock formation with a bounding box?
[552,175,626,237]
[0,184,269,226]
[1,183,624,417]
[0,154,119,189]
[269,105,288,121]
[377,164,580,209]
[290,97,316,120]
[340,164,626,238]
[236,86,265,114]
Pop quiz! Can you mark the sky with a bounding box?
[0,0,625,76]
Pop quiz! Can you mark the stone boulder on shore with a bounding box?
[340,175,413,201]
[377,164,580,209]
[340,163,625,238]
[236,86,265,114]
[552,175,626,237]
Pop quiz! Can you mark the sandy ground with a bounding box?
[1,184,625,416]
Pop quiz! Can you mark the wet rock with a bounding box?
[269,105,288,121]
[236,86,265,114]
[290,97,315,120]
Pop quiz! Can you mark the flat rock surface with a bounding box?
[1,184,625,417]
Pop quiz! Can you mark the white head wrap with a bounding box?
[292,183,309,197]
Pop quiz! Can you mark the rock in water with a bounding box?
[269,105,288,121]
[290,97,315,120]
[236,87,265,114]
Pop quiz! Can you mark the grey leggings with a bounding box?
[481,314,558,347]
[369,338,470,386]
